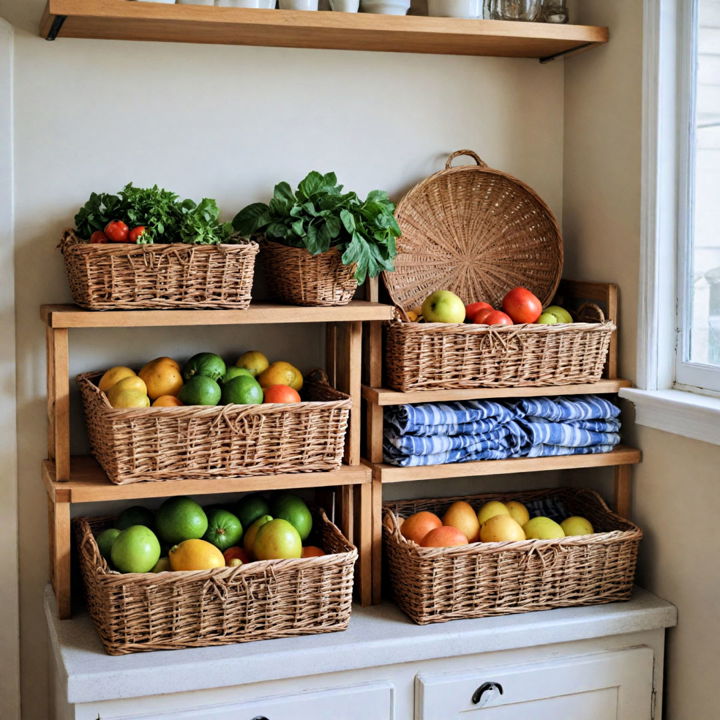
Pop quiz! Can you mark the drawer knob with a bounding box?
[471,681,504,705]
[251,717,269,720]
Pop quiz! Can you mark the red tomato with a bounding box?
[465,302,492,321]
[484,310,514,326]
[89,230,107,244]
[469,307,495,324]
[128,226,146,243]
[502,287,542,324]
[104,220,129,243]
[263,385,301,403]
[223,546,251,566]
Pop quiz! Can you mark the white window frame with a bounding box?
[620,0,720,445]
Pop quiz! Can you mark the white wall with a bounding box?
[2,2,566,717]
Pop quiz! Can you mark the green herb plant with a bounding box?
[232,171,400,283]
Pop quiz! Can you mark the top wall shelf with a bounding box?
[40,0,609,60]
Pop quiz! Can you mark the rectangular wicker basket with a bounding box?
[76,510,357,655]
[383,487,641,625]
[384,319,615,392]
[78,370,351,484]
[60,230,259,310]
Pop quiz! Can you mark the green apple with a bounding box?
[523,516,565,540]
[421,291,466,323]
[561,516,594,536]
[537,312,559,325]
[111,525,161,573]
[540,305,573,324]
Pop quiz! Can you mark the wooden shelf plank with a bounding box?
[43,456,371,503]
[378,446,642,483]
[42,0,608,59]
[40,301,394,329]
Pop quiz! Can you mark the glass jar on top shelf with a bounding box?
[485,0,542,21]
[542,0,569,23]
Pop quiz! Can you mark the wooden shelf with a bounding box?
[40,0,608,60]
[376,446,642,484]
[43,456,371,503]
[363,379,633,406]
[41,301,394,328]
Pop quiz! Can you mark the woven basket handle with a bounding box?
[445,150,488,170]
[575,302,606,323]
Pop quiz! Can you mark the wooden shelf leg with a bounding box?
[336,321,362,466]
[354,480,373,607]
[47,326,70,481]
[614,465,632,518]
[341,485,354,549]
[48,495,71,619]
[367,402,384,606]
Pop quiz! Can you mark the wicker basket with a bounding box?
[78,370,351,484]
[260,240,357,306]
[76,509,357,654]
[383,487,641,625]
[60,230,259,310]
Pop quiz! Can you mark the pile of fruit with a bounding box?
[96,492,325,574]
[400,498,596,548]
[412,286,573,326]
[98,351,304,409]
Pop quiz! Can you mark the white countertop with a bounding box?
[45,585,677,705]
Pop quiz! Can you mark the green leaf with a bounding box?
[273,181,295,207]
[297,171,325,200]
[232,202,271,235]
[340,209,356,234]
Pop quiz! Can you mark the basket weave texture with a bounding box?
[78,370,350,484]
[383,487,641,625]
[76,510,357,655]
[260,240,357,306]
[60,230,259,310]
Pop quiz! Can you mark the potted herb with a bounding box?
[233,171,400,306]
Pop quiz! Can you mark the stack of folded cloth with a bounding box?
[384,395,621,467]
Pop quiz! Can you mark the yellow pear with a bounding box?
[107,375,147,399]
[523,516,565,540]
[506,500,530,527]
[561,516,594,536]
[477,500,509,526]
[98,366,136,393]
[480,514,526,542]
[442,501,480,542]
[108,389,150,409]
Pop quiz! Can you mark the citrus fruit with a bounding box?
[203,509,243,551]
[480,515,526,542]
[117,505,154,530]
[506,500,530,527]
[258,361,303,391]
[236,350,269,378]
[156,497,208,544]
[96,528,121,560]
[442,501,480,542]
[420,526,469,547]
[400,511,442,544]
[253,519,302,560]
[263,385,301,403]
[98,366,136,393]
[223,546,251,566]
[561,516,594,536]
[477,500,509,525]
[243,514,273,554]
[271,494,313,541]
[109,375,147,396]
[182,352,226,382]
[178,376,221,406]
[111,525,161,573]
[235,495,271,528]
[222,366,254,384]
[523,516,565,540]
[139,357,183,399]
[151,557,170,573]
[152,395,183,407]
[169,539,225,571]
[301,546,326,558]
[221,375,264,405]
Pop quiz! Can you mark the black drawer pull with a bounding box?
[251,716,269,720]
[472,681,504,705]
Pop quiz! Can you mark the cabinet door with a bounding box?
[416,647,654,720]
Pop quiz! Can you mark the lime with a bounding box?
[271,493,313,541]
[117,505,154,530]
[178,376,221,406]
[221,375,263,405]
[203,509,243,551]
[253,519,302,560]
[182,352,227,382]
[96,528,121,560]
[235,494,271,528]
[156,496,208,544]
[111,525,161,573]
[222,366,254,384]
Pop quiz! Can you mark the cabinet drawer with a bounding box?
[416,647,654,720]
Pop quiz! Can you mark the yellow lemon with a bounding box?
[477,500,509,526]
[139,358,183,399]
[523,516,565,540]
[168,539,225,571]
[506,501,530,527]
[152,395,184,407]
[108,389,150,409]
[98,366,136,393]
[258,361,303,392]
[236,350,270,378]
[107,375,147,396]
[480,514,526,543]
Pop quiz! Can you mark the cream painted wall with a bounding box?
[2,2,566,717]
[565,2,720,719]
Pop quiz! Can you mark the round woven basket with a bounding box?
[384,150,563,313]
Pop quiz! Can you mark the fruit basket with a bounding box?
[383,487,642,625]
[78,369,351,484]
[75,508,356,655]
[60,230,259,310]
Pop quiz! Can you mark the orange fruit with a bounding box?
[301,546,326,558]
[421,526,469,548]
[139,357,183,400]
[223,546,251,565]
[258,361,303,391]
[168,539,225,571]
[400,511,442,545]
[263,385,301,403]
[442,501,480,542]
[152,395,183,407]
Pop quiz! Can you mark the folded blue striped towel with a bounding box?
[512,395,621,421]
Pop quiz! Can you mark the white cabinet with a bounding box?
[416,648,655,720]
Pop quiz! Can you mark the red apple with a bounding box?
[468,307,495,324]
[483,310,514,326]
[502,287,542,324]
[465,302,492,322]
